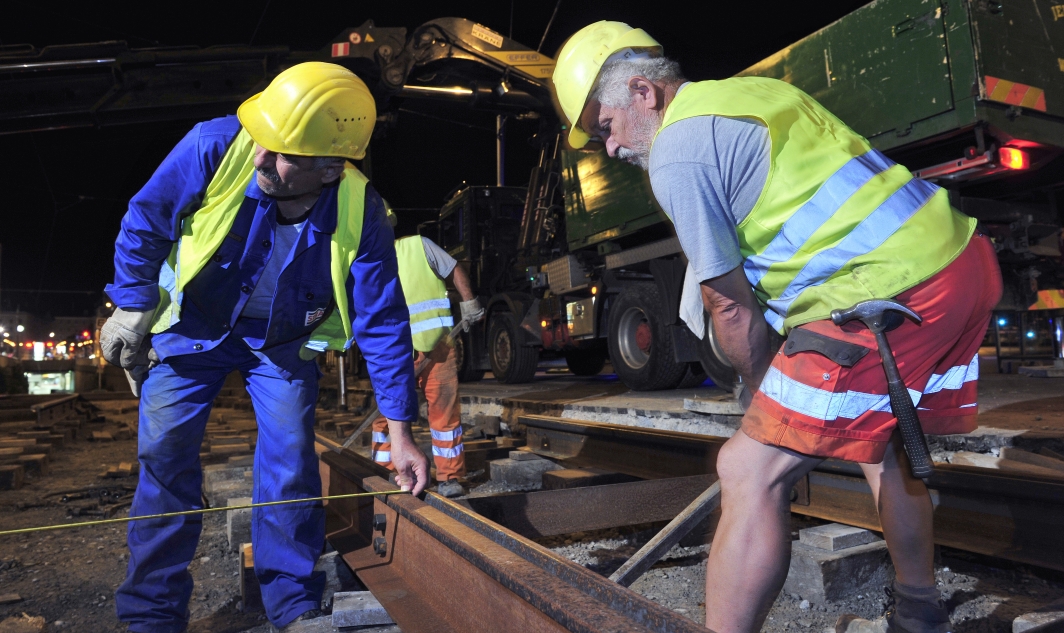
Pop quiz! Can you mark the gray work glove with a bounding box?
[100,307,154,369]
[459,298,485,332]
[125,349,160,398]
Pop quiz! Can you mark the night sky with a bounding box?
[1,0,869,318]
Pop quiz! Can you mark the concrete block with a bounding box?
[783,540,891,603]
[204,471,253,507]
[275,615,338,633]
[226,497,253,552]
[333,591,395,627]
[0,464,25,490]
[1014,597,1064,632]
[683,396,744,416]
[799,524,879,552]
[509,450,539,461]
[91,431,114,442]
[204,463,252,485]
[489,456,562,486]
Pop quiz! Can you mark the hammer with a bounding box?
[830,299,934,479]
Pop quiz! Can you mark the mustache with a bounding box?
[257,167,281,184]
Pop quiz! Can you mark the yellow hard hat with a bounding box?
[553,21,662,149]
[237,62,376,160]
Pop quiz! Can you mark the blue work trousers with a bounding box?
[115,320,324,632]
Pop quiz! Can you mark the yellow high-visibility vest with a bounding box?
[658,78,975,332]
[149,127,367,351]
[395,236,453,352]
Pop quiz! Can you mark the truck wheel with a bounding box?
[453,330,484,383]
[697,312,737,391]
[675,362,708,389]
[564,348,607,376]
[607,284,687,391]
[488,313,538,383]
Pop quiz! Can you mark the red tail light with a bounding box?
[999,147,1030,170]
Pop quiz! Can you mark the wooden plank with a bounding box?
[1000,447,1064,474]
[459,474,717,538]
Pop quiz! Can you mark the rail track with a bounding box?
[316,413,1064,633]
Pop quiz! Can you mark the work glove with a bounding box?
[459,298,485,332]
[124,348,160,398]
[100,307,154,369]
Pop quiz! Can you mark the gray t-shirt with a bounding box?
[241,220,305,319]
[649,113,771,283]
[421,236,457,279]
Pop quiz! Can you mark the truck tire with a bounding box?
[607,284,688,391]
[564,348,607,376]
[675,362,708,389]
[697,312,737,391]
[488,313,538,384]
[453,330,484,383]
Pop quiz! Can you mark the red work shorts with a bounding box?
[743,234,1003,463]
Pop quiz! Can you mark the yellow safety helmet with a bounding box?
[237,61,376,160]
[553,21,662,149]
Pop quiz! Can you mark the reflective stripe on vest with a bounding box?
[148,127,367,352]
[395,236,452,352]
[657,78,975,332]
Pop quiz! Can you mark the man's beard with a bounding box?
[616,108,661,171]
[256,167,282,195]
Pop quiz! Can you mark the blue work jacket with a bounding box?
[105,116,418,422]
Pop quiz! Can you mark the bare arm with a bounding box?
[446,263,476,302]
[700,266,775,392]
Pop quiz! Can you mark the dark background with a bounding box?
[1,0,869,317]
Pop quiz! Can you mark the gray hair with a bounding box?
[590,56,684,109]
[310,156,346,170]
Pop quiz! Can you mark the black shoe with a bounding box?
[885,582,951,633]
[837,582,950,633]
[270,609,324,632]
[436,479,466,498]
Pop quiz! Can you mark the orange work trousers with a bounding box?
[372,339,465,481]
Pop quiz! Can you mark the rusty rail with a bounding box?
[320,449,708,633]
[30,395,82,427]
[519,414,1064,573]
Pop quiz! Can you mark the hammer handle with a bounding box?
[874,331,934,479]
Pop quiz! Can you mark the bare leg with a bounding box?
[859,432,935,587]
[704,430,823,633]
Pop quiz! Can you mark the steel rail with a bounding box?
[320,449,709,633]
[518,414,1064,572]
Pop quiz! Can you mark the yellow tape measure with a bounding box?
[0,490,406,537]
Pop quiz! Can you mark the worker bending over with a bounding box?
[100,62,428,633]
[554,23,1001,633]
[372,228,485,498]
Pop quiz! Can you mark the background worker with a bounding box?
[99,62,428,633]
[553,22,1001,633]
[372,227,485,498]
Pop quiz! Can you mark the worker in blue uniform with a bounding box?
[99,62,428,633]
